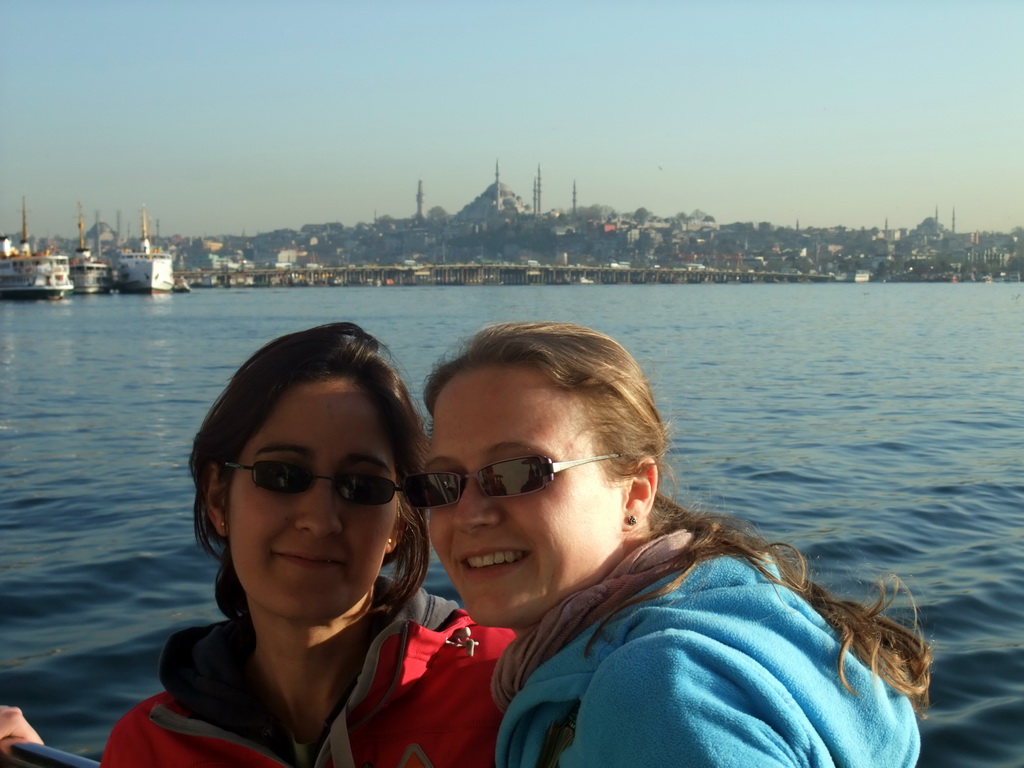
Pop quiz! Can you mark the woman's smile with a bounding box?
[465,550,527,569]
[276,551,346,568]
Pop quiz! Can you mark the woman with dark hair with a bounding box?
[406,321,931,767]
[97,323,512,767]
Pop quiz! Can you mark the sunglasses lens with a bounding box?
[335,475,396,505]
[251,461,311,493]
[404,473,461,508]
[484,456,550,496]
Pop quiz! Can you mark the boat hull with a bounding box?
[0,286,73,299]
[117,255,174,293]
[0,255,74,300]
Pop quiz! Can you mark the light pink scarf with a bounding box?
[491,530,695,711]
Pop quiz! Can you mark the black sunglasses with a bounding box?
[402,453,619,509]
[224,460,399,506]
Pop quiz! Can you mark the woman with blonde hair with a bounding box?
[405,320,930,767]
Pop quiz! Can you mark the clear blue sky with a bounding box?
[3,0,1021,239]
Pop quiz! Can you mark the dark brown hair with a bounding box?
[191,322,429,620]
[424,321,931,712]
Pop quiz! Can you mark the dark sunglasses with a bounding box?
[402,453,619,509]
[224,460,399,506]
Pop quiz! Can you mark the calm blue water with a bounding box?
[2,284,1022,766]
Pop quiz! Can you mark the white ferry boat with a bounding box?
[836,270,871,283]
[0,203,74,300]
[72,257,115,294]
[116,208,174,293]
[70,207,114,294]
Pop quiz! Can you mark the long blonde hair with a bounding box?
[424,320,931,712]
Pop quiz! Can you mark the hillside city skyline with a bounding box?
[9,169,1021,286]
[7,169,1019,244]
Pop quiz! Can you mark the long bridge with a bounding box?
[177,263,834,288]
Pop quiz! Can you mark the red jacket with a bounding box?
[101,590,512,768]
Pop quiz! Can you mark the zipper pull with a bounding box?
[445,626,478,657]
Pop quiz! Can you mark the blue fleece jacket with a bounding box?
[497,557,919,768]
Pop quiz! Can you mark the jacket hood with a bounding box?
[159,580,464,743]
[160,620,270,739]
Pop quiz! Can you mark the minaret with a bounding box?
[572,180,577,218]
[416,180,424,220]
[952,207,956,235]
[536,165,542,217]
[495,160,501,210]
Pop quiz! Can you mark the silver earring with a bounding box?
[626,515,638,526]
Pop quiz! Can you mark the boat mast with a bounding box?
[140,206,151,255]
[20,197,31,256]
[77,203,90,257]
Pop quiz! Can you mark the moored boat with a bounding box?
[116,207,174,293]
[70,205,113,294]
[0,201,74,300]
[837,270,871,283]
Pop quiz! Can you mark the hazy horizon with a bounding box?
[3,0,1021,239]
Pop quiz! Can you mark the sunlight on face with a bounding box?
[427,366,634,632]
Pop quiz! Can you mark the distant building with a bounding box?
[454,162,530,222]
[85,221,117,245]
